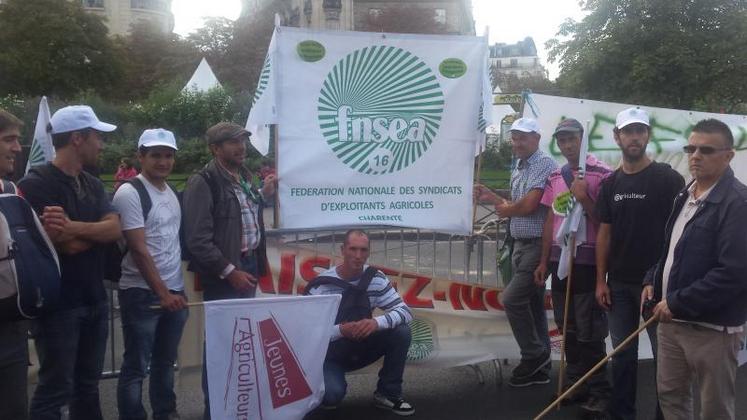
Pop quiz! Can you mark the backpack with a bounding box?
[0,192,61,320]
[304,266,378,324]
[104,177,181,282]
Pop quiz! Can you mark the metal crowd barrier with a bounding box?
[99,221,506,377]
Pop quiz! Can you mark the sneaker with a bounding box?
[373,392,415,416]
[319,404,337,410]
[511,353,551,379]
[580,395,609,415]
[553,383,589,406]
[508,370,551,388]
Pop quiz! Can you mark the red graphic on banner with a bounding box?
[258,316,313,408]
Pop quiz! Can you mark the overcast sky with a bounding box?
[171,0,587,79]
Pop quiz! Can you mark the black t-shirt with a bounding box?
[596,162,685,284]
[18,163,116,310]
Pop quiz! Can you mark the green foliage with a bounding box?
[128,85,240,140]
[112,20,200,101]
[548,0,747,112]
[481,137,513,171]
[0,0,123,100]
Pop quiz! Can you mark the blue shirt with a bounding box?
[509,150,557,239]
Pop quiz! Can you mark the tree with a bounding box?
[360,5,449,35]
[187,17,235,69]
[547,0,747,113]
[112,21,200,100]
[0,0,123,99]
[490,67,562,96]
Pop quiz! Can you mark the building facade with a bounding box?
[489,37,548,79]
[242,0,474,35]
[76,0,174,35]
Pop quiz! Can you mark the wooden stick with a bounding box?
[272,124,280,229]
[535,316,657,420]
[149,301,206,310]
[556,232,576,407]
[472,145,484,230]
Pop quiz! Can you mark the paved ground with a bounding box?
[74,359,745,420]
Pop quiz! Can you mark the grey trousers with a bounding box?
[501,238,550,361]
[657,322,742,420]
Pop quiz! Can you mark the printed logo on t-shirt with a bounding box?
[614,193,647,202]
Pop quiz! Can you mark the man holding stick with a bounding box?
[475,117,557,387]
[643,118,747,420]
[535,119,612,414]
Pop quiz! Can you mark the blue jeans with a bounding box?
[30,301,109,420]
[202,254,258,420]
[117,288,189,420]
[0,320,29,420]
[323,323,412,405]
[608,282,660,420]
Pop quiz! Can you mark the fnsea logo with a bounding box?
[318,46,445,175]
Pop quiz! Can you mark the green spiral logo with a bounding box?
[407,318,437,361]
[318,46,445,174]
[252,55,271,106]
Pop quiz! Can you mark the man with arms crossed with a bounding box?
[20,105,121,420]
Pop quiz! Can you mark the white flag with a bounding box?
[205,295,340,420]
[246,27,279,156]
[476,29,493,156]
[26,96,54,174]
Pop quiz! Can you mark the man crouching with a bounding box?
[305,229,414,416]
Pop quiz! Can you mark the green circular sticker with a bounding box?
[297,40,326,62]
[317,46,445,175]
[439,58,467,78]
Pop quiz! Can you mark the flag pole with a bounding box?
[472,144,484,230]
[273,124,280,229]
[556,120,590,407]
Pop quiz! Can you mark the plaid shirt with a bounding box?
[233,184,260,253]
[509,150,557,239]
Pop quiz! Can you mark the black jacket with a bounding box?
[182,160,267,288]
[644,167,747,327]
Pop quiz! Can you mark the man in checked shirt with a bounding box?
[476,117,558,387]
[306,229,415,416]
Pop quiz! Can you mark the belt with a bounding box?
[513,237,541,244]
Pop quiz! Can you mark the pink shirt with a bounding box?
[540,154,612,265]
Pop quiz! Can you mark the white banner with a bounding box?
[249,26,488,234]
[204,295,340,420]
[523,93,747,182]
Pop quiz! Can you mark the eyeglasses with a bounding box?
[682,145,731,155]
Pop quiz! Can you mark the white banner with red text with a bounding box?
[204,295,340,420]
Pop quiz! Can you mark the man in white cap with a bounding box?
[594,107,684,420]
[475,117,558,387]
[19,105,122,420]
[112,129,188,420]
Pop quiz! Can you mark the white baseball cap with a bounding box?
[49,105,117,135]
[138,128,178,150]
[510,117,541,135]
[615,107,650,129]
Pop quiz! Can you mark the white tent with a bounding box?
[182,57,222,93]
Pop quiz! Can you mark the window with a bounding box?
[369,8,383,18]
[434,8,446,24]
[131,0,169,12]
[510,58,518,67]
[495,60,502,68]
[83,0,104,7]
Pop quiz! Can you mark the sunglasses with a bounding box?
[682,145,731,155]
